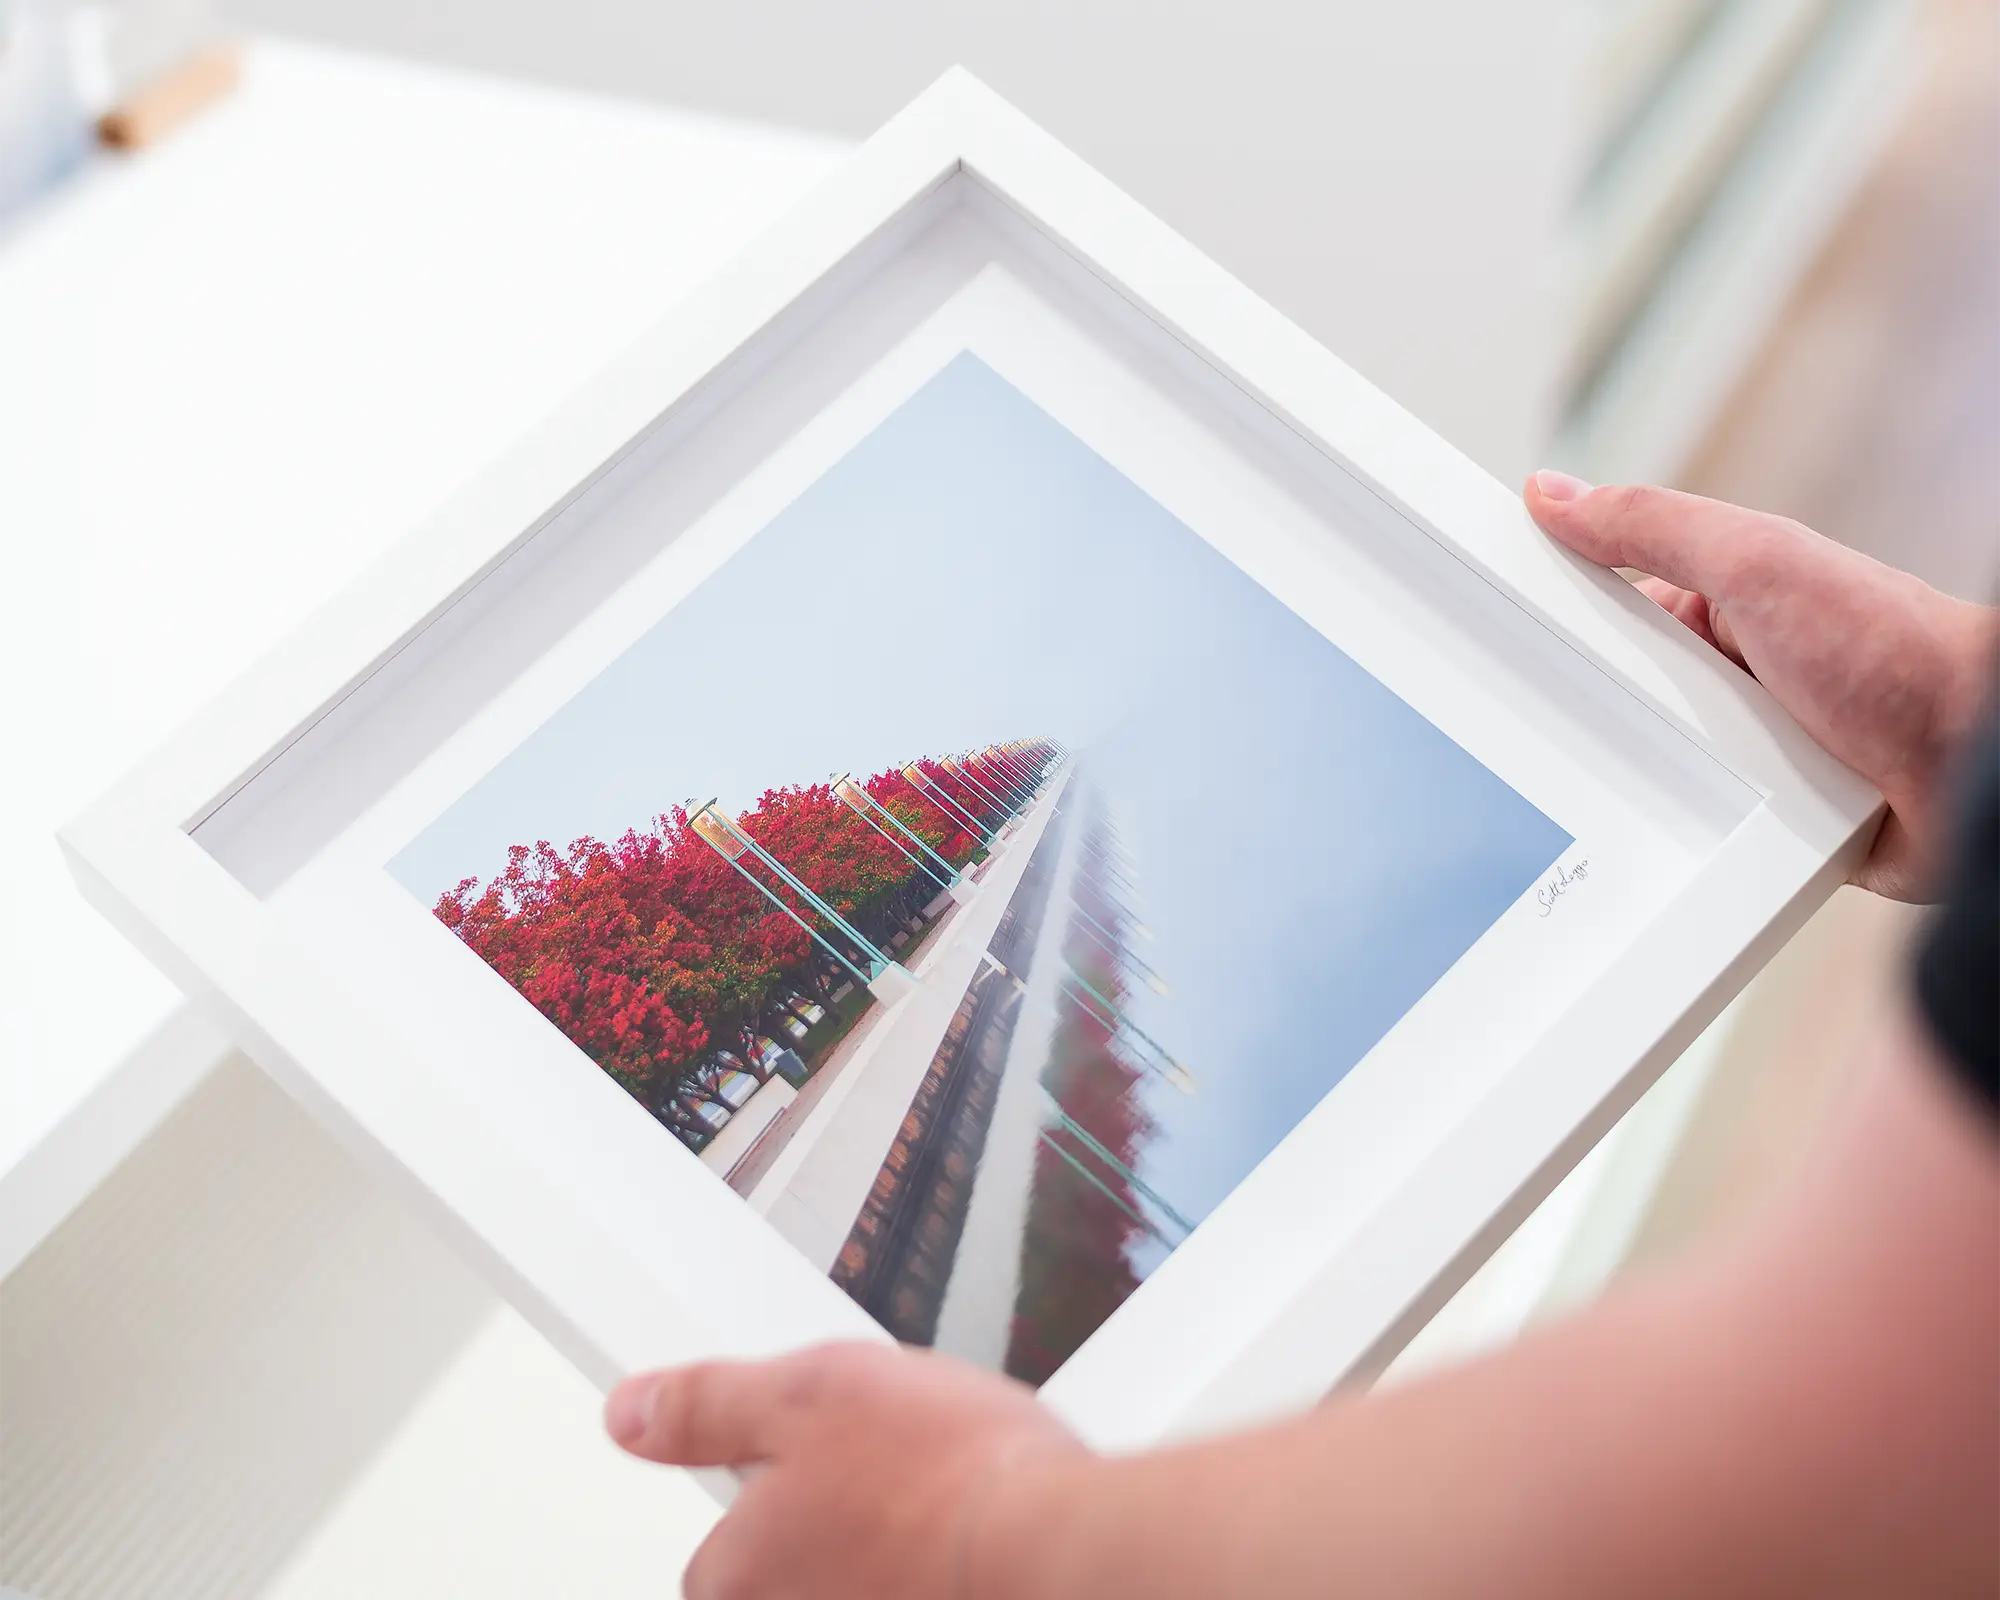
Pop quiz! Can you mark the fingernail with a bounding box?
[1533,469,1591,503]
[606,1377,657,1447]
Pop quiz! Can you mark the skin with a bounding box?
[606,476,1999,1599]
[1521,474,1994,899]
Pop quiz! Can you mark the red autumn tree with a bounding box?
[431,745,1054,1118]
[740,784,916,929]
[1003,806,1159,1384]
[435,836,714,1098]
[866,772,979,866]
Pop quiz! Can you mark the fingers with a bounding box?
[681,1475,789,1600]
[607,1352,815,1467]
[1524,473,1799,604]
[1632,575,1747,664]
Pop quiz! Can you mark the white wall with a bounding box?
[227,0,1580,481]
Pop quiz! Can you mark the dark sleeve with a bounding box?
[1912,702,1998,1116]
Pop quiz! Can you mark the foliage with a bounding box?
[864,771,979,866]
[1004,809,1157,1384]
[434,742,1057,1117]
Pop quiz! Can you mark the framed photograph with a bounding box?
[63,69,1878,1458]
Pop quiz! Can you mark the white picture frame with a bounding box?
[62,69,1879,1463]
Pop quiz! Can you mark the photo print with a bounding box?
[392,353,1571,1381]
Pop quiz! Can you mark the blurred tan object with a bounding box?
[1626,890,1924,1263]
[96,37,236,147]
[1629,0,2000,1262]
[1680,0,2000,602]
[1555,0,1921,485]
[1392,0,1995,1381]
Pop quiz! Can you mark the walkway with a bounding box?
[742,772,1074,1273]
[828,791,1074,1343]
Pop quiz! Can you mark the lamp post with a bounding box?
[965,749,1033,810]
[996,736,1067,803]
[1014,738,1059,782]
[979,745,1039,805]
[1039,1089,1197,1244]
[1059,962,1196,1093]
[1067,900,1129,952]
[900,761,997,847]
[943,754,1014,822]
[988,742,1044,796]
[942,755,1016,822]
[957,752,1021,812]
[1076,881,1151,941]
[1078,841,1141,897]
[1001,747,1048,798]
[687,799,918,1003]
[1066,904,1171,996]
[829,772,959,894]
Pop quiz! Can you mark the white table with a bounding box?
[0,36,839,1262]
[0,39,837,1595]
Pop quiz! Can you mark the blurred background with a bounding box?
[1,0,1994,1593]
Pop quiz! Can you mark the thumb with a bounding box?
[1524,474,1792,602]
[606,1356,800,1467]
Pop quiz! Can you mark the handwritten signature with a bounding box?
[1537,859,1591,917]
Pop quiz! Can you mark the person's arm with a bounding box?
[609,1024,1996,1600]
[605,480,1998,1600]
[970,1017,1997,1599]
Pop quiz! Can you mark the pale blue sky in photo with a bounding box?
[392,352,1569,1240]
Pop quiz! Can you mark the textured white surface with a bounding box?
[0,1056,716,1599]
[262,1299,717,1600]
[0,1057,495,1596]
